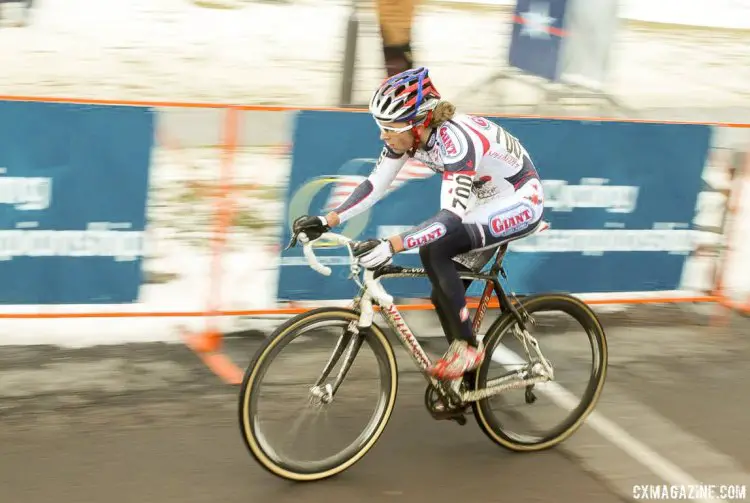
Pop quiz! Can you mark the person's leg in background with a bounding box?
[0,0,33,27]
[23,0,33,25]
[375,0,418,76]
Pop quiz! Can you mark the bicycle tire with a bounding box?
[472,293,608,451]
[238,307,399,481]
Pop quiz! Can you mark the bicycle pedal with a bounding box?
[452,415,467,426]
[431,409,468,425]
[524,387,538,404]
[430,402,471,422]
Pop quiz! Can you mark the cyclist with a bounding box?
[292,67,545,382]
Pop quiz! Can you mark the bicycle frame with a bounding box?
[300,232,553,405]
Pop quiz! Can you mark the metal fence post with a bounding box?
[339,0,359,108]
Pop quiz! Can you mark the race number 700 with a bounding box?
[452,173,474,210]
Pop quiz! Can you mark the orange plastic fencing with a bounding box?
[0,95,746,355]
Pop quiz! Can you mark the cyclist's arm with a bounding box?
[325,144,408,226]
[388,125,483,252]
[388,168,476,252]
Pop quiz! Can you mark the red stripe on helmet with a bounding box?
[401,82,419,96]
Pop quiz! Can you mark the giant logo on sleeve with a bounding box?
[403,222,447,250]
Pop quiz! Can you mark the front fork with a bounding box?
[309,276,407,404]
[309,294,370,404]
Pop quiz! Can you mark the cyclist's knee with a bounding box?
[418,242,439,273]
[418,243,431,263]
[429,286,442,306]
[418,239,447,265]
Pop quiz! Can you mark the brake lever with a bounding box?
[285,231,300,251]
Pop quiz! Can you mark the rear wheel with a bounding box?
[472,294,608,451]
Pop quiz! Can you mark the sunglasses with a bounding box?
[375,119,415,133]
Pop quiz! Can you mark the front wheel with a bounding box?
[472,293,608,451]
[238,307,399,481]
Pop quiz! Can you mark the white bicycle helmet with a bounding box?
[369,67,441,124]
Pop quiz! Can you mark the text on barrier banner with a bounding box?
[0,101,154,304]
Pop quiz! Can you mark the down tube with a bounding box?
[382,304,433,373]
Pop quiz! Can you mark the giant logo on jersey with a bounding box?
[488,201,536,238]
[468,116,492,131]
[438,123,470,164]
[439,127,458,156]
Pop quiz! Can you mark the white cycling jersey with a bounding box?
[333,114,545,262]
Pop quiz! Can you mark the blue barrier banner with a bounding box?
[508,0,570,81]
[277,110,712,302]
[0,101,155,304]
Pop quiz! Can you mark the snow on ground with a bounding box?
[0,144,290,347]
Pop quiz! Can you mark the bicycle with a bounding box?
[238,226,608,482]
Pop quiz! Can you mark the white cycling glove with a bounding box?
[356,239,394,269]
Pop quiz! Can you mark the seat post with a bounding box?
[488,244,508,277]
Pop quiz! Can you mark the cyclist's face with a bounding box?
[379,122,413,152]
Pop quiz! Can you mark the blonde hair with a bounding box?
[431,100,456,127]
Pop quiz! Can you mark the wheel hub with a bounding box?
[309,383,334,404]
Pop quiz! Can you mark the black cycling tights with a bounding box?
[419,225,479,348]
